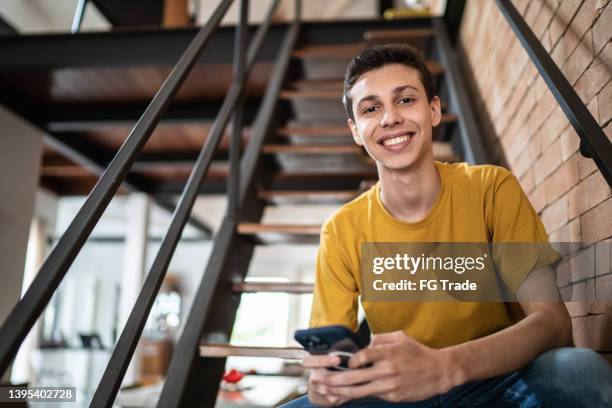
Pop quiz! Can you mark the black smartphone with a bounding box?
[294,325,365,370]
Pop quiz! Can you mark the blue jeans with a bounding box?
[281,348,612,407]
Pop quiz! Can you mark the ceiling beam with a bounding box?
[0,18,432,69]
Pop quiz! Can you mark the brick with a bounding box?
[530,182,547,213]
[534,137,562,183]
[578,153,599,179]
[511,138,539,178]
[598,80,612,125]
[550,223,570,241]
[533,3,555,38]
[525,0,544,27]
[582,198,612,242]
[519,168,535,193]
[550,0,582,43]
[542,194,568,233]
[560,126,580,160]
[569,169,612,218]
[539,106,570,148]
[570,246,596,283]
[565,301,589,317]
[533,90,558,131]
[546,155,579,203]
[562,31,594,85]
[557,258,572,286]
[575,58,610,106]
[572,313,612,351]
[594,273,612,301]
[595,240,612,276]
[590,301,612,314]
[568,0,598,42]
[593,1,612,55]
[569,217,582,240]
[587,97,600,125]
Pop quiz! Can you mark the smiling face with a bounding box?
[347,63,441,171]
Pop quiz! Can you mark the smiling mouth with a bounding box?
[378,131,416,147]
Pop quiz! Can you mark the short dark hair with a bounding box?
[342,43,434,121]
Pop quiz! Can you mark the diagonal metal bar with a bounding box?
[156,15,301,408]
[0,0,233,377]
[432,18,487,165]
[71,0,89,33]
[496,0,612,187]
[44,133,212,237]
[228,0,249,219]
[88,1,283,405]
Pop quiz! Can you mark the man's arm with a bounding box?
[323,266,573,403]
[443,300,572,388]
[445,264,573,386]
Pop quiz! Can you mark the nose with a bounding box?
[380,105,403,128]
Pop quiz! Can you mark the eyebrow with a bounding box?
[356,84,420,107]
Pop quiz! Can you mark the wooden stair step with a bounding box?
[238,223,321,235]
[277,115,458,137]
[363,28,436,42]
[262,141,457,162]
[200,344,308,360]
[262,144,362,154]
[232,281,314,294]
[258,190,359,201]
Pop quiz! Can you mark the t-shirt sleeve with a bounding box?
[309,221,359,331]
[488,168,561,292]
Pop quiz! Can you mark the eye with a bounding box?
[398,97,415,104]
[363,105,378,114]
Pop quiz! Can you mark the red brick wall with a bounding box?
[459,0,611,357]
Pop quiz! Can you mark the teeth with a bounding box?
[382,135,410,146]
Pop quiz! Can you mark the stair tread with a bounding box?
[263,144,362,154]
[232,281,314,293]
[363,28,436,41]
[258,190,359,199]
[200,344,308,359]
[238,223,322,235]
[277,115,458,136]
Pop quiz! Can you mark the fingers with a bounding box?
[331,378,394,401]
[369,330,406,346]
[325,364,389,387]
[347,346,387,369]
[303,354,340,369]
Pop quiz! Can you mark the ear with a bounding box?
[348,118,363,146]
[430,95,442,127]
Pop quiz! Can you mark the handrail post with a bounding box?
[71,0,88,34]
[228,0,249,220]
[495,0,612,187]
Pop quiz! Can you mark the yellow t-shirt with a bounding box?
[309,161,560,348]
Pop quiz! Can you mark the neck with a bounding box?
[377,157,441,223]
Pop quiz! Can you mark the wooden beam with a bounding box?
[163,0,190,27]
[232,282,314,294]
[200,344,308,359]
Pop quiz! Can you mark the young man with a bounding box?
[283,44,612,407]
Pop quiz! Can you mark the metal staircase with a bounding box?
[1,0,609,407]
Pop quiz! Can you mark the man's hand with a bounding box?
[324,331,459,403]
[302,354,351,407]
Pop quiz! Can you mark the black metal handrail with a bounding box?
[0,0,233,377]
[156,1,302,405]
[88,0,281,405]
[496,0,612,187]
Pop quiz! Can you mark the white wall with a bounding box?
[198,0,379,25]
[0,0,110,33]
[0,104,43,380]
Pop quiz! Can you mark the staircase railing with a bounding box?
[0,0,288,406]
[495,0,612,187]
